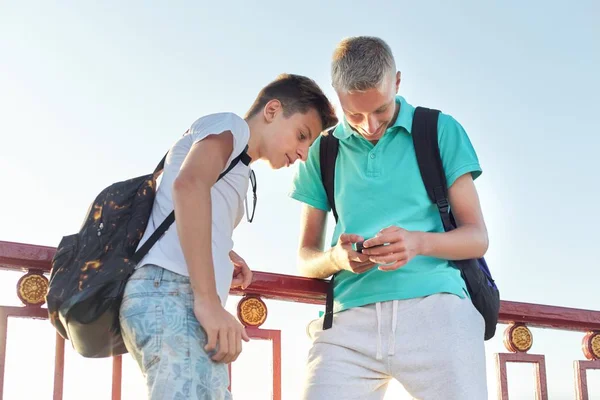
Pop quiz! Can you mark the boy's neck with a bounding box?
[244,115,263,163]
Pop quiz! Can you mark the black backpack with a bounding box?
[46,147,251,358]
[319,107,500,340]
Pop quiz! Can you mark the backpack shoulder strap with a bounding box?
[153,153,168,176]
[319,128,340,223]
[132,145,251,263]
[411,107,454,232]
[318,127,339,331]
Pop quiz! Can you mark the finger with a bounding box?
[364,227,403,248]
[242,268,253,289]
[349,251,371,263]
[232,330,242,362]
[204,329,217,353]
[378,259,408,271]
[362,242,404,256]
[241,326,250,342]
[363,235,397,248]
[213,329,228,362]
[353,263,377,274]
[225,329,236,364]
[350,260,376,273]
[350,259,376,268]
[369,252,406,265]
[339,233,364,244]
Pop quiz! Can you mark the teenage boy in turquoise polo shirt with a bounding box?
[290,36,490,399]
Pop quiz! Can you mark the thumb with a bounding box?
[242,269,253,289]
[229,250,242,262]
[231,276,243,288]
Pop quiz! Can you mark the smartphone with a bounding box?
[354,240,385,253]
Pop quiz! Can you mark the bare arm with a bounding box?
[297,205,335,279]
[173,132,233,300]
[418,173,489,259]
[172,131,249,363]
[298,205,375,278]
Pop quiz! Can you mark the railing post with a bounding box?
[235,295,281,400]
[0,310,7,400]
[112,355,122,400]
[53,333,65,400]
[574,331,600,400]
[272,330,281,400]
[495,323,548,400]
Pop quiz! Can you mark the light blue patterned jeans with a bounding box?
[119,264,232,400]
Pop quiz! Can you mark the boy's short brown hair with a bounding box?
[246,74,338,131]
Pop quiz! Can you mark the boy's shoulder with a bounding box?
[187,112,250,146]
[190,112,247,129]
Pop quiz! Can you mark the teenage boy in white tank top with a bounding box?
[119,73,338,400]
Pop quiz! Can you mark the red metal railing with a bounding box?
[1,240,599,399]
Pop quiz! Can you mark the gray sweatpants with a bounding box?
[302,293,488,400]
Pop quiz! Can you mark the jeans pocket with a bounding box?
[120,296,164,371]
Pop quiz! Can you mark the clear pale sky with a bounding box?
[1,1,598,399]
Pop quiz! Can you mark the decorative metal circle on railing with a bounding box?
[237,295,268,328]
[582,331,600,360]
[16,271,49,306]
[504,323,533,353]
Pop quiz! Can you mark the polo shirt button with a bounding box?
[370,153,376,159]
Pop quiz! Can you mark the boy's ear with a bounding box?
[263,99,282,123]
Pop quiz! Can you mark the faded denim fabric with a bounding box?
[120,264,231,400]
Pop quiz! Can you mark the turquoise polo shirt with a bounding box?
[289,96,482,313]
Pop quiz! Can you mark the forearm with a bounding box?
[173,180,218,301]
[417,224,488,260]
[298,246,339,279]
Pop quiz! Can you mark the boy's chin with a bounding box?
[266,159,285,170]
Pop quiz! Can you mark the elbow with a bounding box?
[296,247,320,279]
[296,249,313,278]
[297,246,334,280]
[172,174,207,200]
[173,174,191,198]
[298,265,318,279]
[298,267,312,279]
[476,228,489,259]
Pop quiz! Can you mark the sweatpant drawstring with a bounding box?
[388,300,398,356]
[376,302,383,360]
